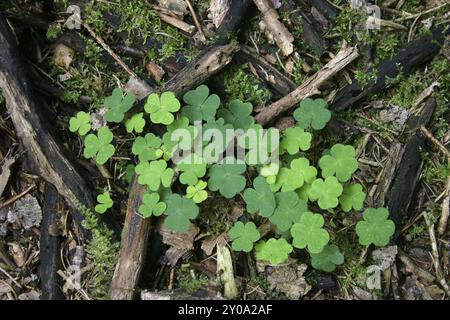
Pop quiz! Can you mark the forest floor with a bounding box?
[0,0,449,300]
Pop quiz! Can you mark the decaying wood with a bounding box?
[109,179,148,300]
[330,27,448,111]
[398,249,435,283]
[0,15,94,239]
[40,184,64,300]
[279,0,326,54]
[386,98,436,227]
[110,43,239,300]
[439,176,450,236]
[255,45,359,125]
[238,45,297,96]
[158,13,196,35]
[215,0,252,44]
[253,0,294,56]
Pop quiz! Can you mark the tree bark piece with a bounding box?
[109,179,148,300]
[255,45,359,125]
[253,0,294,56]
[239,45,297,96]
[40,184,65,300]
[386,98,436,228]
[0,15,94,239]
[330,27,448,112]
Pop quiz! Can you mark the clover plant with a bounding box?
[69,85,395,274]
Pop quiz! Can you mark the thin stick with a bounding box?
[0,265,22,288]
[0,185,35,209]
[395,3,449,21]
[419,125,450,158]
[185,0,206,42]
[423,212,450,296]
[81,22,137,79]
[439,174,450,235]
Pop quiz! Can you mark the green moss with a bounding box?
[46,23,63,41]
[222,63,271,106]
[177,265,208,294]
[73,200,119,300]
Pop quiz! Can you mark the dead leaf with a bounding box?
[53,43,74,69]
[379,104,409,125]
[5,194,42,230]
[201,232,229,256]
[372,245,398,271]
[146,62,165,82]
[0,154,16,197]
[8,243,25,268]
[160,223,199,266]
[124,77,153,101]
[264,260,311,300]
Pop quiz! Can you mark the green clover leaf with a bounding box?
[319,144,358,182]
[270,192,308,232]
[181,85,220,122]
[255,238,293,265]
[308,177,343,210]
[280,127,312,155]
[356,208,395,246]
[208,160,247,198]
[163,194,199,232]
[95,191,113,214]
[132,133,163,162]
[145,91,181,125]
[339,183,366,212]
[243,177,276,218]
[83,127,115,165]
[202,118,234,162]
[124,164,135,184]
[260,162,280,185]
[139,192,166,218]
[162,116,196,157]
[310,244,344,272]
[297,182,313,202]
[69,111,91,136]
[228,221,260,252]
[178,154,207,186]
[217,99,255,130]
[186,180,208,203]
[291,212,330,254]
[125,113,146,133]
[294,98,331,130]
[135,160,174,191]
[104,88,136,123]
[269,158,317,193]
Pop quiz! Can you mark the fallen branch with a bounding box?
[255,45,359,125]
[330,27,448,111]
[0,15,95,239]
[386,98,436,227]
[439,176,450,236]
[253,0,294,56]
[419,125,450,159]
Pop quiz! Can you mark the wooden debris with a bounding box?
[160,223,199,267]
[253,0,294,56]
[216,244,238,299]
[255,45,359,125]
[146,61,166,82]
[158,13,196,35]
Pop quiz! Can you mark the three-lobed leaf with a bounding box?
[339,183,366,212]
[186,180,208,203]
[310,244,344,272]
[95,191,113,214]
[294,98,331,130]
[255,238,293,265]
[139,192,166,218]
[104,88,136,123]
[135,160,174,191]
[308,177,343,210]
[132,133,163,162]
[217,99,254,130]
[145,91,180,125]
[228,221,260,252]
[208,160,247,198]
[280,127,312,155]
[291,212,330,254]
[319,144,358,182]
[83,127,115,165]
[270,192,308,232]
[181,85,220,122]
[356,208,395,246]
[69,111,91,135]
[243,177,276,218]
[163,194,199,232]
[126,113,146,133]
